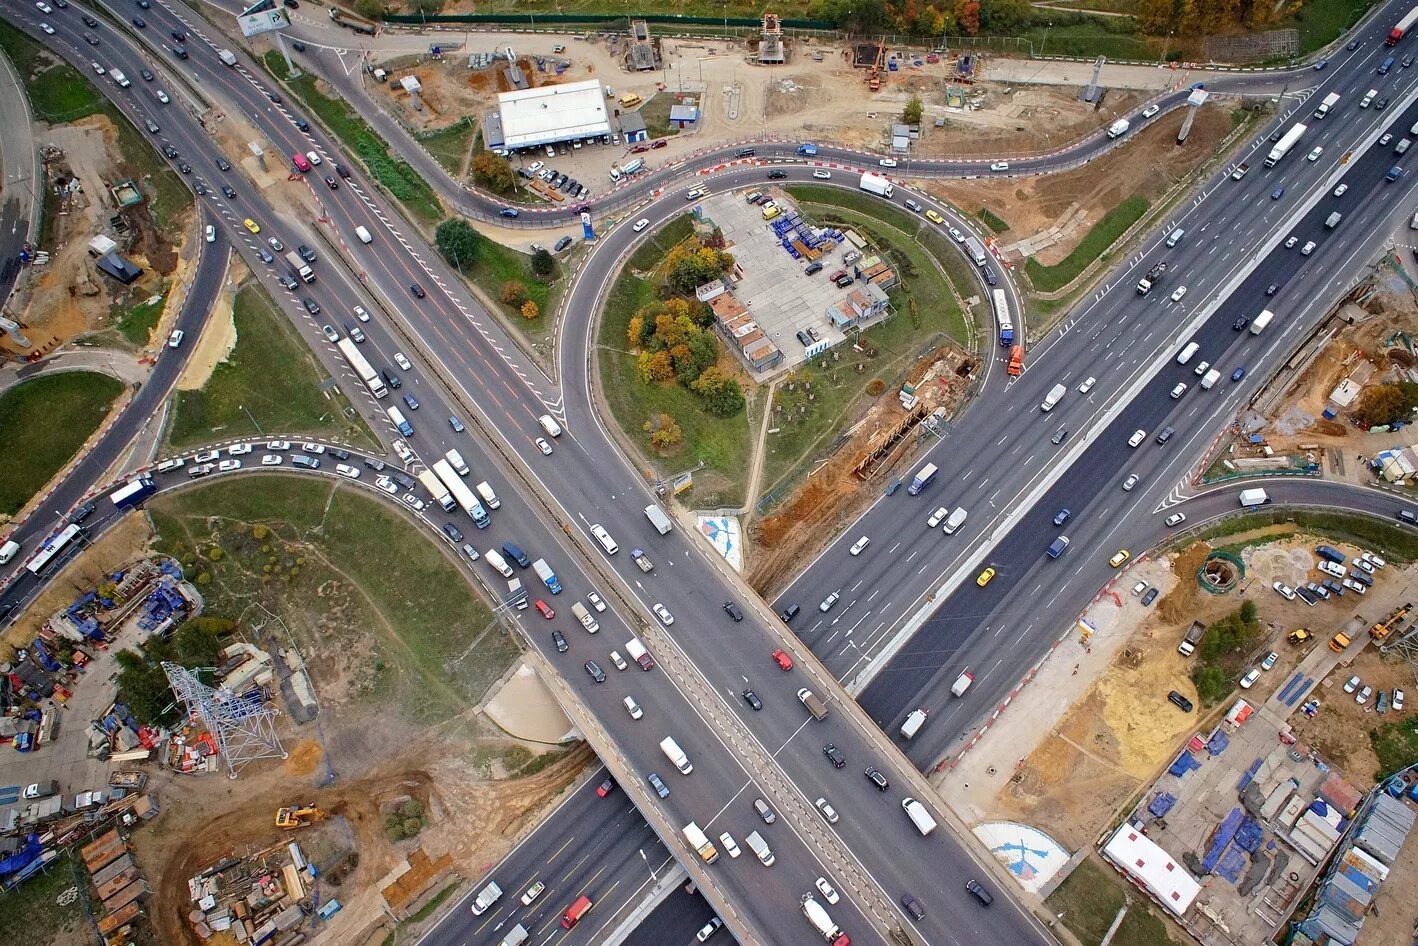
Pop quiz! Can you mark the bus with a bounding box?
[25,523,82,576]
[337,338,388,399]
[992,289,1013,346]
[110,475,156,510]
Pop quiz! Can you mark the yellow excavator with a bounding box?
[275,805,323,830]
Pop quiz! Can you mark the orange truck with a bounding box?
[1007,344,1024,376]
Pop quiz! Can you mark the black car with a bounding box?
[1141,587,1159,606]
[294,118,310,132]
[1399,508,1418,524]
[382,369,401,389]
[442,523,464,543]
[1232,315,1249,331]
[82,14,99,27]
[268,92,282,103]
[983,265,998,286]
[780,603,800,622]
[329,448,351,461]
[302,298,321,315]
[216,157,232,172]
[552,630,568,653]
[131,17,145,28]
[901,895,926,920]
[391,470,415,490]
[805,261,824,275]
[1377,97,1390,111]
[1156,426,1174,444]
[279,274,299,290]
[965,880,993,906]
[1346,39,1360,50]
[172,45,188,60]
[170,29,187,42]
[409,284,426,298]
[82,33,100,46]
[334,163,350,178]
[767,169,787,179]
[70,501,96,523]
[824,744,845,768]
[554,235,573,252]
[723,601,744,621]
[177,162,191,174]
[1051,427,1069,445]
[864,766,889,791]
[140,69,154,81]
[194,182,208,196]
[741,688,762,710]
[584,660,606,683]
[363,457,386,472]
[1168,690,1194,712]
[297,244,317,263]
[145,119,160,134]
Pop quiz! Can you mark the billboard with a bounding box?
[237,7,290,38]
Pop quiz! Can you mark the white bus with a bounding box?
[25,524,82,576]
[337,338,387,399]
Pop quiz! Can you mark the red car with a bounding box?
[630,144,650,154]
[535,600,556,619]
[596,777,615,797]
[651,139,668,149]
[771,648,793,671]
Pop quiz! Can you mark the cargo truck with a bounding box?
[631,548,654,572]
[111,70,130,88]
[1106,118,1130,138]
[660,736,691,773]
[900,709,928,739]
[110,476,156,509]
[907,462,938,495]
[1041,383,1066,412]
[506,578,528,609]
[1265,123,1307,166]
[797,143,819,156]
[1136,261,1167,295]
[797,688,829,720]
[417,469,455,511]
[1314,92,1341,119]
[682,822,720,862]
[963,235,988,267]
[644,504,673,535]
[1200,368,1221,390]
[902,797,937,835]
[626,637,655,670]
[858,172,894,198]
[1389,6,1418,44]
[532,558,562,594]
[800,895,850,945]
[434,459,490,527]
[1239,487,1270,507]
[571,601,599,633]
[1249,310,1274,334]
[329,6,378,35]
[217,48,238,66]
[1326,212,1343,228]
[336,338,387,399]
[1007,344,1024,376]
[1177,620,1206,656]
[745,830,774,866]
[470,881,502,915]
[285,250,314,283]
[951,670,974,696]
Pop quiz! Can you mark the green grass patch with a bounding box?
[1017,23,1156,61]
[1025,195,1150,293]
[104,102,191,230]
[113,283,168,347]
[165,283,377,452]
[1196,508,1418,564]
[406,881,461,923]
[0,372,124,516]
[263,51,442,225]
[1287,0,1376,55]
[418,118,478,176]
[1045,859,1127,946]
[977,208,1011,234]
[0,20,104,121]
[635,95,677,140]
[0,849,91,945]
[150,476,515,721]
[1371,716,1418,780]
[457,237,556,339]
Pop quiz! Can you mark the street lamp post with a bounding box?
[639,848,658,881]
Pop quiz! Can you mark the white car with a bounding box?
[1285,236,1299,248]
[819,590,840,612]
[1356,685,1372,704]
[92,62,105,75]
[1165,512,1186,527]
[1334,184,1348,197]
[394,351,413,370]
[623,695,643,719]
[1273,581,1296,600]
[989,161,1010,172]
[1170,382,1188,398]
[1301,241,1316,256]
[36,0,53,11]
[812,169,832,179]
[301,443,325,454]
[1170,286,1187,302]
[1193,361,1210,377]
[155,90,170,104]
[520,881,545,906]
[878,158,898,168]
[1394,688,1405,711]
[815,797,839,823]
[167,329,184,348]
[927,506,948,528]
[632,218,650,232]
[527,161,544,173]
[609,650,627,671]
[194,450,220,463]
[1122,474,1139,492]
[535,437,553,455]
[1261,651,1277,670]
[1240,668,1261,689]
[815,877,840,905]
[41,23,55,35]
[261,454,283,466]
[335,464,361,479]
[718,832,741,858]
[652,603,674,626]
[1343,675,1360,694]
[1128,429,1146,447]
[1078,376,1096,394]
[1142,104,1160,118]
[218,459,242,472]
[268,440,291,450]
[353,305,370,322]
[1131,580,1148,596]
[696,919,723,943]
[306,150,322,166]
[374,475,397,494]
[587,591,607,612]
[205,225,215,242]
[590,523,618,554]
[1361,551,1386,568]
[228,443,253,456]
[849,536,870,556]
[1306,146,1323,161]
[686,187,707,200]
[401,493,426,511]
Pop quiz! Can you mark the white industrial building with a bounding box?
[493,79,611,151]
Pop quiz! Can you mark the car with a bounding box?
[535,600,555,619]
[177,161,192,175]
[990,161,1010,172]
[1357,685,1372,704]
[1078,376,1097,394]
[1141,587,1159,606]
[1109,549,1130,568]
[372,474,395,492]
[1142,103,1161,118]
[767,169,787,179]
[1128,429,1146,447]
[1170,382,1187,398]
[928,506,949,528]
[585,660,606,683]
[144,118,160,134]
[587,591,606,612]
[1394,688,1405,711]
[723,601,744,621]
[440,523,464,543]
[1170,286,1187,302]
[1343,675,1361,694]
[885,478,903,496]
[91,61,105,75]
[1122,474,1139,492]
[268,236,285,252]
[1053,508,1071,527]
[823,744,846,768]
[1240,668,1261,689]
[84,33,100,46]
[1264,283,1278,296]
[1156,426,1175,444]
[924,208,946,225]
[686,187,707,201]
[1168,690,1194,711]
[819,590,840,611]
[319,324,339,342]
[519,881,546,906]
[754,798,777,823]
[279,274,299,291]
[621,695,643,720]
[36,1,52,11]
[1307,146,1323,161]
[535,437,553,456]
[1301,241,1316,256]
[1313,57,1327,70]
[155,89,170,104]
[1378,97,1391,110]
[1051,427,1069,445]
[402,393,419,410]
[965,879,994,906]
[40,22,55,34]
[167,329,185,348]
[902,895,926,920]
[218,459,241,472]
[647,772,670,798]
[498,207,520,218]
[696,918,723,942]
[551,630,568,652]
[715,832,741,859]
[1231,366,1247,383]
[849,535,870,556]
[409,284,426,299]
[1334,184,1348,197]
[652,603,674,626]
[1273,581,1296,600]
[780,604,800,623]
[1260,651,1278,671]
[132,16,146,27]
[812,169,832,179]
[865,766,889,790]
[1271,186,1285,200]
[393,352,413,370]
[652,139,668,149]
[976,567,996,586]
[741,688,763,710]
[1380,132,1394,147]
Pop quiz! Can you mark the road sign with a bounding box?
[237,7,289,38]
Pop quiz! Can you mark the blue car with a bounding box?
[1271,186,1285,200]
[1232,366,1246,382]
[1053,508,1071,527]
[499,207,519,218]
[1313,58,1327,70]
[402,393,419,410]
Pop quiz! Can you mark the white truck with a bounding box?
[626,637,655,670]
[1200,368,1221,390]
[1177,620,1206,657]
[660,736,692,774]
[745,830,775,866]
[859,172,894,198]
[682,822,720,863]
[800,895,849,945]
[532,558,562,594]
[1239,488,1270,507]
[570,601,599,633]
[644,504,673,535]
[111,70,131,88]
[217,48,238,66]
[417,469,455,512]
[899,709,928,739]
[336,338,387,399]
[1040,383,1067,412]
[1313,92,1341,119]
[434,459,490,527]
[354,225,373,244]
[506,578,528,609]
[470,880,503,915]
[1106,118,1129,138]
[1250,310,1274,335]
[951,670,974,696]
[285,250,314,283]
[902,797,938,836]
[476,481,500,509]
[1265,122,1307,166]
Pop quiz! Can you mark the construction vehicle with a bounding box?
[1370,603,1410,641]
[1287,628,1312,645]
[276,805,323,829]
[1136,261,1167,295]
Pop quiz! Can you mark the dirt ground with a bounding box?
[177,264,242,391]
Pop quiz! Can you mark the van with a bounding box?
[501,543,532,568]
[590,524,618,554]
[0,539,20,565]
[943,507,968,534]
[477,482,500,509]
[762,205,782,221]
[484,550,513,578]
[902,797,938,836]
[620,93,642,108]
[538,414,562,437]
[387,405,413,437]
[1176,342,1199,365]
[660,736,692,774]
[1398,138,1413,155]
[571,601,600,633]
[507,578,528,609]
[445,449,470,476]
[355,225,373,244]
[745,830,775,866]
[1047,536,1070,559]
[1165,228,1185,247]
[500,925,530,946]
[1380,56,1396,74]
[291,152,312,172]
[561,895,593,929]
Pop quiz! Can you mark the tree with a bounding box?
[675,331,719,385]
[644,413,683,449]
[902,96,924,126]
[500,280,528,306]
[1352,384,1409,428]
[435,218,479,270]
[627,315,645,350]
[692,366,746,416]
[520,300,539,320]
[470,151,517,194]
[954,0,980,34]
[530,248,556,280]
[407,0,445,15]
[1136,0,1178,32]
[979,0,1031,33]
[637,350,675,384]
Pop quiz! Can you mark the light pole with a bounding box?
[240,404,264,435]
[639,848,658,881]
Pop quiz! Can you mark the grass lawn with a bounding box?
[113,283,168,347]
[1025,195,1150,293]
[0,849,91,946]
[1287,0,1376,54]
[0,372,124,516]
[0,20,103,121]
[599,215,750,508]
[977,208,1011,234]
[635,95,676,140]
[1045,857,1181,946]
[1371,716,1418,780]
[453,235,557,340]
[1015,23,1156,61]
[165,283,378,452]
[466,0,814,15]
[418,118,478,176]
[149,476,513,721]
[263,52,442,226]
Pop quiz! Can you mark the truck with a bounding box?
[859,172,894,198]
[1007,344,1024,376]
[1389,6,1418,44]
[797,143,819,156]
[963,235,988,267]
[1361,88,1379,108]
[908,462,938,496]
[1136,261,1167,295]
[417,469,455,511]
[951,670,974,696]
[217,48,238,66]
[500,925,530,946]
[1106,118,1130,139]
[800,895,850,945]
[682,822,720,863]
[285,250,314,283]
[337,338,387,399]
[1370,604,1410,641]
[533,558,562,594]
[797,688,829,720]
[659,736,691,773]
[644,504,673,535]
[329,5,378,35]
[1314,92,1341,119]
[619,157,645,175]
[506,578,528,609]
[630,548,654,573]
[626,637,655,670]
[476,481,500,510]
[1287,628,1312,645]
[111,70,131,89]
[1041,384,1066,412]
[445,449,470,476]
[1177,620,1206,657]
[745,830,775,866]
[1249,310,1274,335]
[1200,368,1221,390]
[570,601,599,632]
[902,797,938,836]
[388,405,414,437]
[1326,212,1343,228]
[1230,162,1250,180]
[1329,631,1352,652]
[1239,487,1270,508]
[109,476,156,510]
[1265,123,1307,166]
[434,459,490,527]
[23,780,59,800]
[470,881,502,916]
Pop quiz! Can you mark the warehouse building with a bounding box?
[488,79,611,152]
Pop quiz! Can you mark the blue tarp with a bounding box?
[1237,757,1264,792]
[1206,731,1231,756]
[1202,808,1245,873]
[0,836,44,878]
[1234,817,1263,852]
[1168,752,1202,778]
[1149,793,1177,818]
[1215,846,1248,883]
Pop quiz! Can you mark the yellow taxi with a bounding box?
[925,208,945,225]
[242,218,261,234]
[1109,549,1131,568]
[976,567,996,587]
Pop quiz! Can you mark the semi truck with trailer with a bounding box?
[1389,6,1418,44]
[433,459,490,527]
[858,172,894,198]
[284,251,314,283]
[532,558,562,594]
[336,339,387,399]
[1265,123,1308,166]
[417,469,455,511]
[329,6,378,34]
[681,822,720,863]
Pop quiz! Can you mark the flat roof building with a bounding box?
[496,79,611,151]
